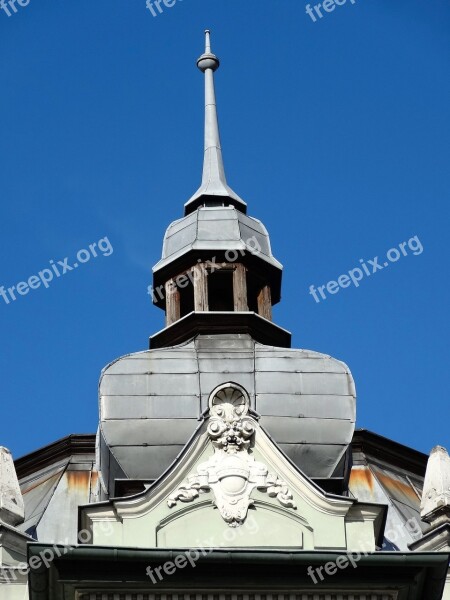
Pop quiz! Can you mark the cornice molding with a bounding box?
[150,311,291,349]
[15,434,95,480]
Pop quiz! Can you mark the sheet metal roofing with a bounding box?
[350,430,428,551]
[14,430,430,551]
[98,333,356,495]
[16,444,97,545]
[153,206,282,274]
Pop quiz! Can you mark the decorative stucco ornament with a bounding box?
[168,383,296,527]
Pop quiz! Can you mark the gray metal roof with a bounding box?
[12,427,430,552]
[153,206,282,274]
[98,333,356,496]
[16,445,97,545]
[350,431,427,551]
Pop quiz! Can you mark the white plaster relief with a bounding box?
[168,383,296,527]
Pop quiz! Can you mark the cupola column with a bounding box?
[233,264,248,311]
[257,285,272,321]
[193,265,209,311]
[165,279,180,326]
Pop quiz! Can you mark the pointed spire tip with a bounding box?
[197,29,219,72]
[185,29,247,215]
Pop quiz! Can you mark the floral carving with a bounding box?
[167,383,297,526]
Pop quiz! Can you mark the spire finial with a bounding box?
[196,30,220,73]
[184,30,246,215]
[205,29,211,53]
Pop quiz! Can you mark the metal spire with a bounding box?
[184,30,247,215]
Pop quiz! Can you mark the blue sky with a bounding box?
[1,0,449,459]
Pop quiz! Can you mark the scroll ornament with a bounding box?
[168,383,296,527]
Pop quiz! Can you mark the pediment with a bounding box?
[82,383,383,550]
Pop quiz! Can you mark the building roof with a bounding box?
[97,334,356,495]
[350,429,428,550]
[14,435,97,545]
[154,206,282,275]
[14,429,430,549]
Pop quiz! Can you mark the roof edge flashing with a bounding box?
[184,193,247,216]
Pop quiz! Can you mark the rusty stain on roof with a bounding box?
[21,470,64,495]
[374,469,420,507]
[349,467,375,492]
[66,470,92,491]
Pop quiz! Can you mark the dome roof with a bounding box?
[153,206,282,274]
[98,334,356,496]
